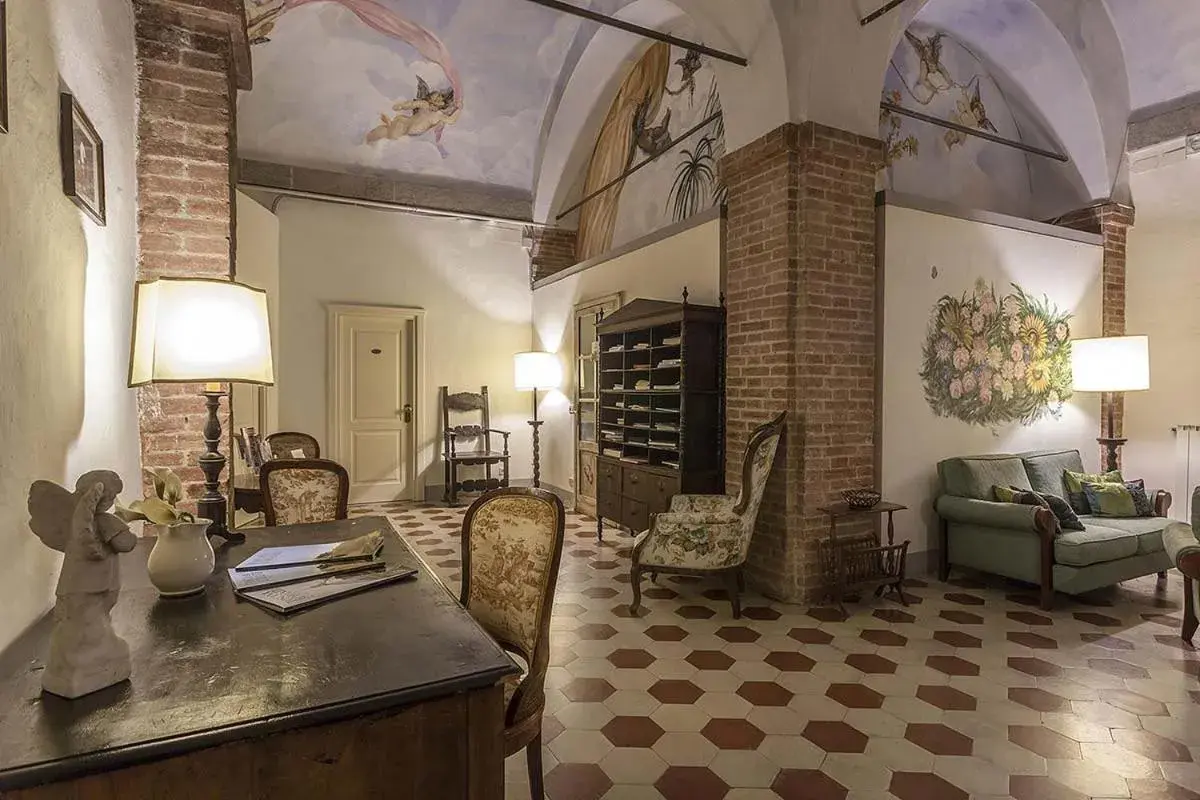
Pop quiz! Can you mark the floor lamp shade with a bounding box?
[514,351,562,392]
[1070,335,1149,393]
[129,278,275,386]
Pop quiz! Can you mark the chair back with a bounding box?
[733,411,786,543]
[259,458,350,526]
[460,488,565,724]
[441,386,493,455]
[266,431,321,460]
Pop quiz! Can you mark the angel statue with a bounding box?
[28,471,138,699]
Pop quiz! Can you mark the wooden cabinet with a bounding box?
[594,295,724,539]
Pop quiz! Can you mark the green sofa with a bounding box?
[934,449,1172,609]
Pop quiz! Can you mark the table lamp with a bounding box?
[128,277,275,541]
[1070,335,1149,472]
[514,351,562,489]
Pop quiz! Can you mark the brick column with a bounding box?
[1056,202,1135,467]
[527,225,579,286]
[134,0,249,502]
[721,122,884,602]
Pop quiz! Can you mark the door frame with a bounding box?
[326,303,426,503]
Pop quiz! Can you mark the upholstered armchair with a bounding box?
[630,411,785,618]
[259,458,349,526]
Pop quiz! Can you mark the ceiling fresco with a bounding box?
[237,0,611,193]
[1103,0,1200,113]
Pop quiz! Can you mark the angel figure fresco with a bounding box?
[245,0,464,155]
[28,471,138,698]
[945,78,997,149]
[365,76,461,157]
[904,30,954,104]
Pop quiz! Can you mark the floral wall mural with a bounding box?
[881,22,1034,218]
[920,279,1073,428]
[575,40,725,262]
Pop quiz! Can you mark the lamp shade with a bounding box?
[514,351,561,391]
[128,278,275,386]
[1070,335,1149,392]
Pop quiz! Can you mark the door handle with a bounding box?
[400,404,413,423]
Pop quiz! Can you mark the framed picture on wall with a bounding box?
[1,0,8,134]
[59,92,106,225]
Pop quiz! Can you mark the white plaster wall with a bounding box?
[531,218,722,495]
[0,0,140,648]
[1123,157,1200,520]
[274,200,535,495]
[231,192,281,488]
[881,205,1103,560]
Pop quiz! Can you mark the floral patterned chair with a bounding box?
[630,411,785,618]
[460,488,565,800]
[265,431,320,460]
[259,458,350,526]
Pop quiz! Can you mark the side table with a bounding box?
[817,501,910,614]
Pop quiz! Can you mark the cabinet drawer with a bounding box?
[597,492,621,522]
[623,497,650,533]
[598,460,621,496]
[647,473,680,514]
[622,467,651,501]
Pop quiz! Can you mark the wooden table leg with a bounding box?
[886,511,895,546]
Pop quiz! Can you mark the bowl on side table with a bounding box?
[841,488,881,510]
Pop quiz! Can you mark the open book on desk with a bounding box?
[233,531,385,572]
[228,559,386,593]
[236,561,417,614]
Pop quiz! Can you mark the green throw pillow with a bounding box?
[1064,469,1123,514]
[1083,481,1138,517]
[993,485,1018,503]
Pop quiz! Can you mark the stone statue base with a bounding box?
[41,592,131,699]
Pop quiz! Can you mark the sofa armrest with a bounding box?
[1154,489,1172,518]
[935,495,1052,533]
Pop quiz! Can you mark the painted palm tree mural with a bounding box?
[576,42,727,261]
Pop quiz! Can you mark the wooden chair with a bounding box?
[259,458,350,526]
[460,488,565,800]
[265,431,320,460]
[441,385,510,506]
[631,411,786,618]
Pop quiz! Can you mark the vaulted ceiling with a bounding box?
[236,0,1200,210]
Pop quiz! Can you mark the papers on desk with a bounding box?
[234,531,384,572]
[231,530,414,615]
[236,562,417,614]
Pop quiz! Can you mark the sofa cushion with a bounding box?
[939,455,1032,500]
[1054,524,1140,567]
[1078,515,1170,556]
[1020,450,1084,498]
[1083,481,1139,517]
[1064,469,1123,514]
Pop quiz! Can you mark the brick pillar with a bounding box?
[134,0,249,502]
[1056,202,1135,467]
[722,122,884,602]
[526,225,579,286]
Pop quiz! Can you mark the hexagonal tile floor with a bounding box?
[357,502,1200,800]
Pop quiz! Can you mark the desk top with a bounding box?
[0,516,517,791]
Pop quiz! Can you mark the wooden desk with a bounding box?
[0,517,517,799]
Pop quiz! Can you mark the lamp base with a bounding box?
[1097,436,1127,474]
[198,389,244,544]
[528,419,544,489]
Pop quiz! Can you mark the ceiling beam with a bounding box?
[860,0,909,26]
[881,101,1069,162]
[519,0,748,67]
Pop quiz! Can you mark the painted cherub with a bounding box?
[28,471,137,699]
[365,77,462,158]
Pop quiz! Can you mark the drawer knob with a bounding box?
[630,475,639,483]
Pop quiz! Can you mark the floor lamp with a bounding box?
[129,278,275,542]
[1070,335,1149,472]
[514,351,562,489]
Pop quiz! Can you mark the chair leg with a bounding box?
[736,569,745,593]
[630,565,643,613]
[526,732,544,800]
[724,570,742,619]
[1184,577,1198,646]
[1158,571,1169,581]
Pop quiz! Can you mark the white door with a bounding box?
[329,306,422,504]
